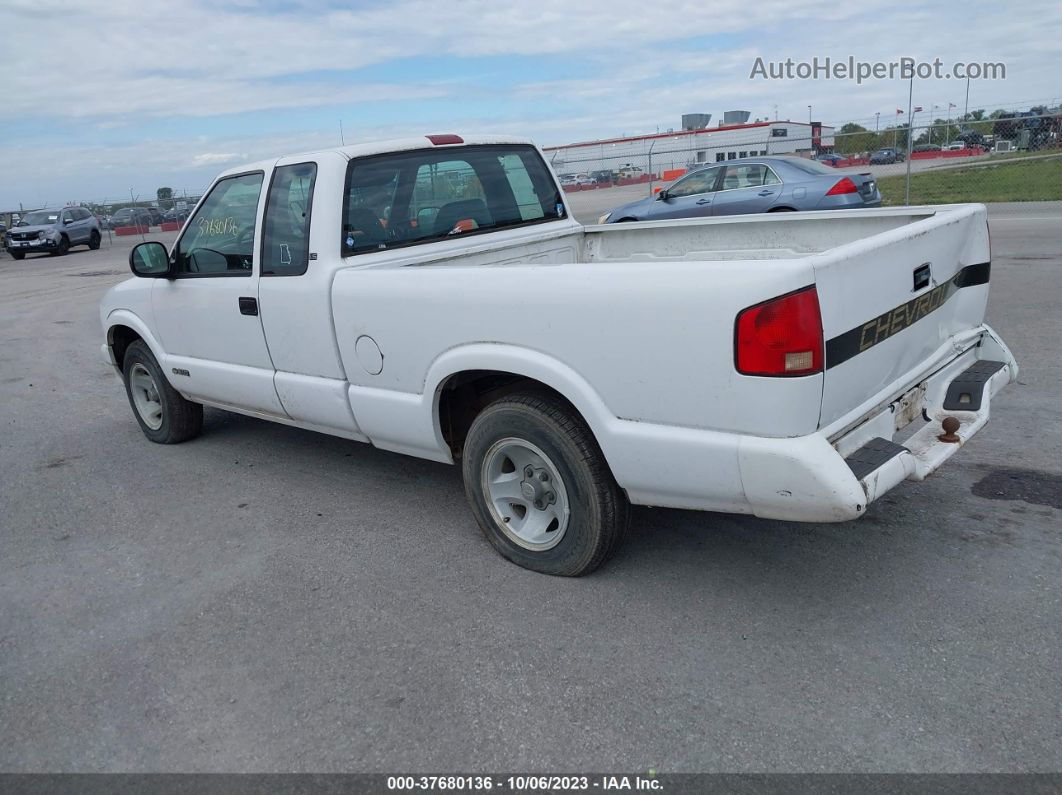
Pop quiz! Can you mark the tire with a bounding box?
[462,391,630,576]
[50,236,69,257]
[88,230,101,250]
[10,251,24,260]
[122,340,202,444]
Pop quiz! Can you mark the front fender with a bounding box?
[102,308,167,372]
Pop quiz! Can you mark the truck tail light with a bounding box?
[825,177,859,195]
[735,286,823,376]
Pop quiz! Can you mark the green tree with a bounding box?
[834,123,881,155]
[156,187,174,211]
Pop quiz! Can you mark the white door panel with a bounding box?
[151,168,285,416]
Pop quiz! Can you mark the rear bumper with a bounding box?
[612,324,1017,521]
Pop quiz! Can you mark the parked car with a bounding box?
[5,207,101,259]
[557,173,576,186]
[947,141,966,151]
[600,157,881,222]
[590,170,615,185]
[574,173,594,186]
[109,208,153,229]
[870,148,906,164]
[617,165,644,179]
[102,134,1016,576]
[162,208,190,223]
[814,153,846,166]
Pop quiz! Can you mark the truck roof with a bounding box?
[217,134,536,178]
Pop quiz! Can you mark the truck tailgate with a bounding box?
[815,205,992,427]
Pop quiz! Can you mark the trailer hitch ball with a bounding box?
[938,416,961,443]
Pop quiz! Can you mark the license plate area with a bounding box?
[893,382,926,431]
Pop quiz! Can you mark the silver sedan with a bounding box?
[600,157,881,223]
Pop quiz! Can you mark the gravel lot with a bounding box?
[1,204,1059,772]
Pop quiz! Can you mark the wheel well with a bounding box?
[437,370,582,459]
[108,325,142,369]
[616,217,638,222]
[768,206,796,212]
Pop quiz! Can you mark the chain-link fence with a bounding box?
[0,189,207,259]
[546,112,1062,208]
[3,111,1060,256]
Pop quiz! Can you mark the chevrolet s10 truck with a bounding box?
[100,134,1018,576]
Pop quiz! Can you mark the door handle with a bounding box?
[758,190,775,196]
[238,297,258,316]
[695,198,711,205]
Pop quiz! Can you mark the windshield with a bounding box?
[18,210,60,226]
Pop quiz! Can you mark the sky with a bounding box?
[1,0,1060,209]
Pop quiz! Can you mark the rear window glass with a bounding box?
[786,158,847,175]
[342,144,564,256]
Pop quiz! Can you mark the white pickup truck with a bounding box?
[101,134,1017,576]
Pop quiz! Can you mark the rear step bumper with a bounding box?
[733,324,1017,522]
[843,359,1008,487]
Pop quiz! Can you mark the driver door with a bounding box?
[649,166,723,219]
[150,168,287,417]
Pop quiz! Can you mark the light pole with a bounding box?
[963,74,971,121]
[875,112,880,133]
[904,77,914,205]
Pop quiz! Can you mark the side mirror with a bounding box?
[129,241,172,278]
[656,189,669,201]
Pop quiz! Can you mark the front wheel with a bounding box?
[88,230,101,250]
[462,392,629,576]
[122,340,202,444]
[50,236,69,256]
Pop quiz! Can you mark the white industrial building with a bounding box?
[543,119,835,176]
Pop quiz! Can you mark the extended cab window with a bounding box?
[174,172,263,275]
[261,162,317,276]
[342,144,564,256]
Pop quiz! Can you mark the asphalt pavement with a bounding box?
[0,205,1059,772]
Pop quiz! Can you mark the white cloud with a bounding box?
[2,0,1060,205]
[191,152,247,167]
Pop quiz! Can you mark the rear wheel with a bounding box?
[462,392,629,576]
[122,340,202,444]
[88,230,101,250]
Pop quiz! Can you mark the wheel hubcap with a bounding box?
[481,438,570,550]
[129,363,164,430]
